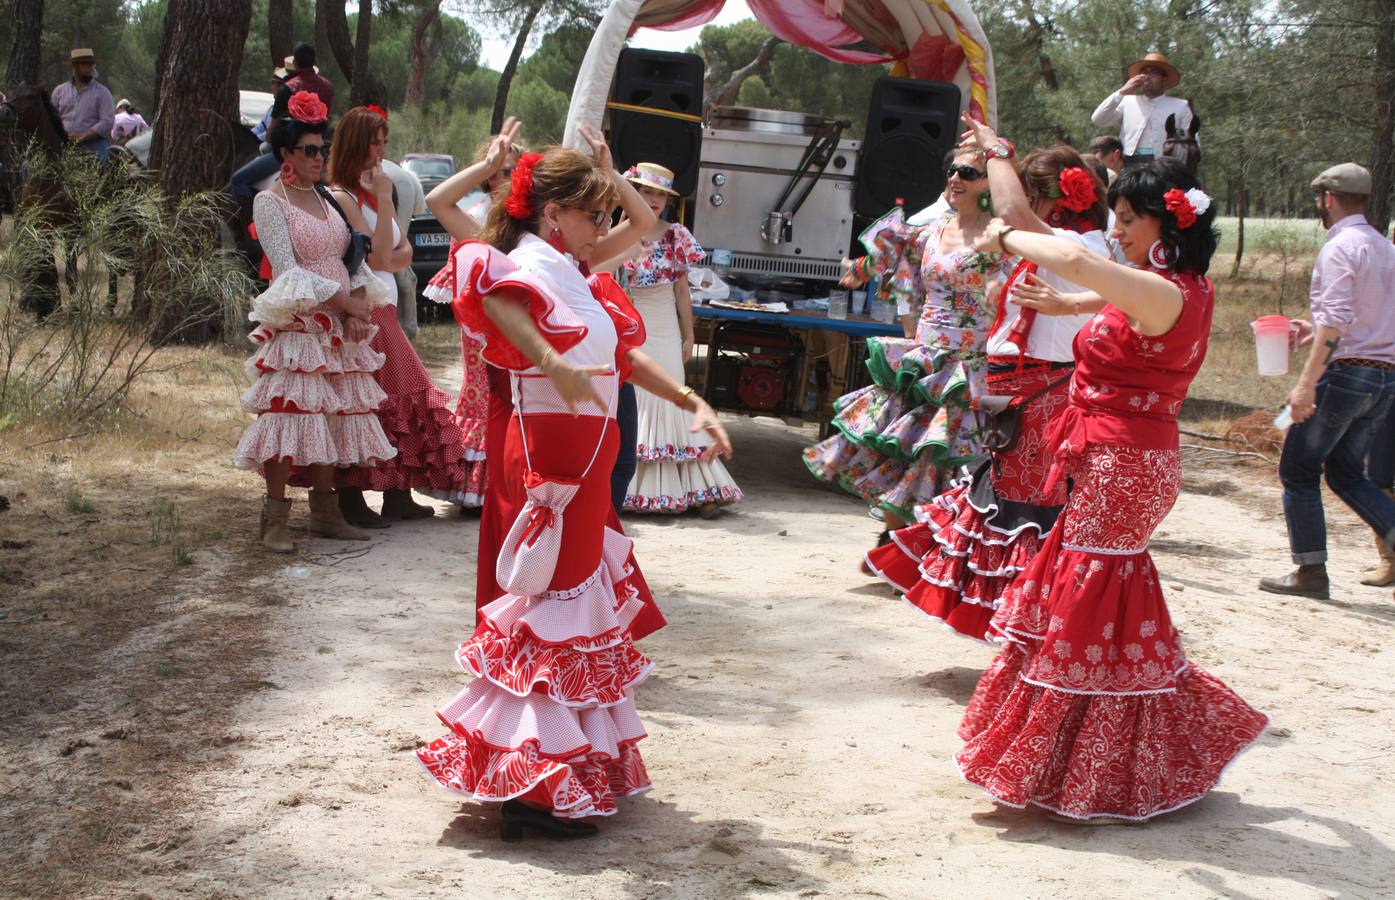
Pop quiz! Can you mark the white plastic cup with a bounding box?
[872,299,897,324]
[1273,405,1293,430]
[827,289,849,320]
[851,289,868,315]
[1251,316,1293,376]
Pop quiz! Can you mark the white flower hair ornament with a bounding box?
[1183,188,1211,217]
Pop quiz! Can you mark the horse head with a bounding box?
[1161,104,1202,174]
[0,84,70,157]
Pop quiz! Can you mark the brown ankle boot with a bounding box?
[260,497,295,553]
[1360,533,1395,587]
[308,490,370,541]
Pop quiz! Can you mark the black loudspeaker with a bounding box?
[610,48,704,197]
[854,77,963,218]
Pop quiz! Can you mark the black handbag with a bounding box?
[314,184,372,276]
[978,372,1074,453]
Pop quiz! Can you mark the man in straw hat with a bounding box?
[1260,163,1395,601]
[50,48,116,164]
[1091,52,1194,170]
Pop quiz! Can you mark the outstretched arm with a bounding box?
[978,220,1183,335]
[580,124,658,264]
[482,289,609,414]
[626,349,732,459]
[427,117,521,241]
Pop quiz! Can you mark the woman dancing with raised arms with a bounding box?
[866,121,1111,641]
[955,158,1267,823]
[416,128,732,841]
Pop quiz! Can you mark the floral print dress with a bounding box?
[803,211,1013,520]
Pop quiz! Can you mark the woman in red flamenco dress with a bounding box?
[866,128,1113,643]
[955,159,1267,823]
[415,133,732,841]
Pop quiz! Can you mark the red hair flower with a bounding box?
[504,152,543,220]
[287,90,328,125]
[1164,188,1198,229]
[364,104,388,121]
[1058,166,1097,213]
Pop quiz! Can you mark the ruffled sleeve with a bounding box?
[587,271,647,381]
[667,224,705,272]
[422,239,463,304]
[449,240,588,371]
[857,206,930,314]
[249,191,346,329]
[349,265,392,309]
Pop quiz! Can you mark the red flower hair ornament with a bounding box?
[287,90,328,125]
[504,152,543,220]
[364,104,388,121]
[1057,166,1097,213]
[1163,187,1211,230]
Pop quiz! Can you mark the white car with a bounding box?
[119,90,276,169]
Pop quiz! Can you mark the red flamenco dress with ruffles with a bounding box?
[956,270,1268,821]
[866,228,1110,641]
[416,236,659,818]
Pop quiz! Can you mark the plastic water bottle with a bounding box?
[1273,405,1293,430]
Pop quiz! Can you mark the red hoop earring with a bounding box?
[547,225,566,254]
[1148,240,1172,269]
[279,160,296,187]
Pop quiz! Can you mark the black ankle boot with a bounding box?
[499,799,599,842]
[337,487,390,529]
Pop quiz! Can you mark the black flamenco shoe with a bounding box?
[499,799,599,842]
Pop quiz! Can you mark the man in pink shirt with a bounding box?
[1261,163,1395,601]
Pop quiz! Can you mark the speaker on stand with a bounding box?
[853,76,963,219]
[608,47,705,197]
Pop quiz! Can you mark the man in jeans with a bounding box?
[50,48,115,164]
[231,43,333,198]
[1260,163,1395,600]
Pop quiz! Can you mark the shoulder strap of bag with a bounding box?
[511,370,618,481]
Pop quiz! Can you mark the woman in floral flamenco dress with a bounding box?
[956,159,1267,823]
[606,162,742,516]
[416,133,732,841]
[232,93,396,552]
[866,126,1112,642]
[804,146,1012,546]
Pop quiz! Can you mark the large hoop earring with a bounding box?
[1148,240,1172,269]
[977,191,993,214]
[279,160,296,187]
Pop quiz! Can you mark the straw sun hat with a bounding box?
[624,162,679,197]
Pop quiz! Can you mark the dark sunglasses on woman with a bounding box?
[946,163,985,181]
[294,143,331,160]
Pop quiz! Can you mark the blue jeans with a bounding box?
[611,383,638,513]
[231,152,280,198]
[1279,363,1395,564]
[1368,399,1395,489]
[78,136,110,165]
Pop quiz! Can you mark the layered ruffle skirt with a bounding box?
[803,337,987,520]
[233,306,396,470]
[866,362,1072,640]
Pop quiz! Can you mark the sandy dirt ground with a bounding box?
[7,358,1395,899]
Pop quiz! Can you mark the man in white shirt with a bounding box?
[1091,53,1194,170]
[384,158,427,339]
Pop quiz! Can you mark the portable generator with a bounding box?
[705,323,804,415]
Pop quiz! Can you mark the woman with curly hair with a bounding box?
[803,145,1013,555]
[415,128,732,841]
[233,92,395,551]
[954,158,1267,823]
[866,121,1112,642]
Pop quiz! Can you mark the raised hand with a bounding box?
[959,112,999,152]
[486,117,522,174]
[1120,73,1149,96]
[369,163,393,198]
[578,124,614,172]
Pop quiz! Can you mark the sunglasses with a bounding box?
[567,207,612,228]
[946,164,986,181]
[293,143,330,160]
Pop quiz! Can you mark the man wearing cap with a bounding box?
[1091,52,1194,170]
[50,48,116,164]
[1260,163,1395,601]
[110,99,149,145]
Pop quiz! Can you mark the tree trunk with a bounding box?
[317,0,355,83]
[151,1,178,113]
[267,0,293,70]
[4,0,45,91]
[704,35,781,118]
[406,0,443,109]
[491,0,543,134]
[149,0,254,343]
[348,0,374,107]
[1230,172,1246,279]
[1369,0,1395,237]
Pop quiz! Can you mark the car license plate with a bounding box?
[414,232,451,247]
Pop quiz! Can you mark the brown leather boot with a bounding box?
[259,497,295,554]
[1360,533,1395,587]
[1259,564,1330,600]
[381,488,435,520]
[308,490,370,541]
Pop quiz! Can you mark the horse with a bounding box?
[1162,104,1201,175]
[0,83,82,319]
